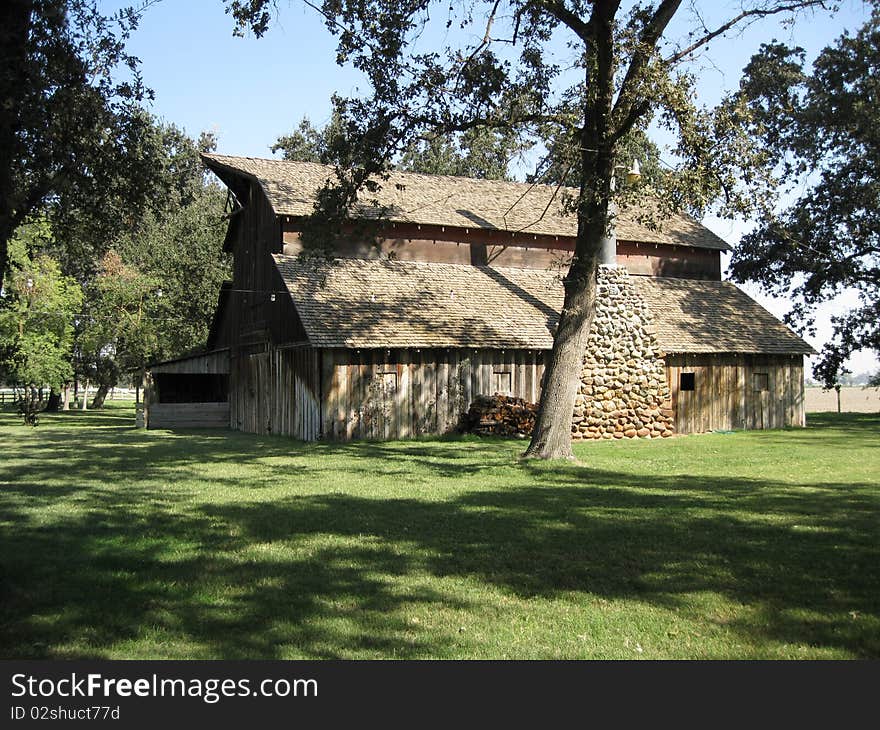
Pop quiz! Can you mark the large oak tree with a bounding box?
[729,10,880,386]
[0,0,152,293]
[227,0,833,459]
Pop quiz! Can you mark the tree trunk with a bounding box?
[523,255,600,459]
[523,4,617,460]
[62,383,71,411]
[81,380,89,410]
[90,381,112,409]
[45,388,61,412]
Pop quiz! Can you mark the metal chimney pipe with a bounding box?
[600,195,618,267]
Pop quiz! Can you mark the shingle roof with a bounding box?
[632,277,815,355]
[274,256,561,350]
[204,153,731,251]
[272,256,814,354]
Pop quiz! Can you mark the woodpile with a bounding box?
[460,394,537,437]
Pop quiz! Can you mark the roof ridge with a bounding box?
[204,153,732,251]
[205,152,575,194]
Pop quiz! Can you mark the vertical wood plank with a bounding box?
[436,351,449,434]
[470,349,482,399]
[424,351,436,434]
[448,349,461,428]
[461,350,472,414]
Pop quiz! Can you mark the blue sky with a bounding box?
[100,0,878,373]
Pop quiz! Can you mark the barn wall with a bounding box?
[616,241,721,280]
[149,350,230,376]
[147,403,230,429]
[230,345,321,439]
[228,344,806,441]
[666,353,805,433]
[319,347,548,441]
[227,183,308,348]
[281,222,720,279]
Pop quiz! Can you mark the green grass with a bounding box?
[1,402,878,659]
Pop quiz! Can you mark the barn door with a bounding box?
[380,371,398,440]
[247,351,272,434]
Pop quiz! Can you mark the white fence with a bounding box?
[0,387,138,405]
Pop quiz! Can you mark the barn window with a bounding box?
[753,373,769,392]
[679,372,696,391]
[493,369,512,395]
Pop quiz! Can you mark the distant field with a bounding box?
[806,386,880,413]
[1,403,878,659]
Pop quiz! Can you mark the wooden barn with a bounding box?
[143,154,813,439]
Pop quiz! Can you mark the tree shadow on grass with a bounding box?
[0,410,878,659]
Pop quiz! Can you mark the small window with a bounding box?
[753,373,769,392]
[679,372,695,392]
[493,370,512,395]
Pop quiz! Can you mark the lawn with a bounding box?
[0,402,877,659]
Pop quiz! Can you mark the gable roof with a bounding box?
[631,277,815,356]
[203,153,731,251]
[272,256,814,355]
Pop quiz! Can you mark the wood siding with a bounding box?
[282,222,721,280]
[149,350,229,376]
[319,347,547,441]
[222,182,307,348]
[617,241,721,280]
[666,353,805,433]
[147,403,230,430]
[230,346,321,439]
[230,347,806,441]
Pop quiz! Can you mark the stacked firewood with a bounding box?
[460,394,537,437]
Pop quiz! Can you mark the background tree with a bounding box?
[0,0,154,294]
[399,126,530,179]
[272,110,347,163]
[275,109,527,179]
[78,251,161,409]
[539,124,663,189]
[729,11,880,387]
[74,121,230,408]
[229,0,832,459]
[0,223,82,423]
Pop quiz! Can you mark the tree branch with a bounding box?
[664,1,831,66]
[536,0,594,43]
[612,0,682,128]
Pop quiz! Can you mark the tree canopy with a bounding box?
[0,221,82,422]
[0,4,230,417]
[272,110,348,164]
[0,0,155,294]
[274,110,527,180]
[73,119,230,407]
[729,10,880,386]
[398,126,529,180]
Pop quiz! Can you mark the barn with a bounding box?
[142,153,813,440]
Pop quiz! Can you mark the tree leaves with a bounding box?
[730,11,880,385]
[0,224,82,393]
